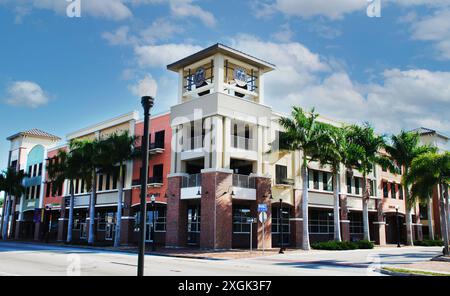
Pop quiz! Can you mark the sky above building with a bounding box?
[0,0,449,170]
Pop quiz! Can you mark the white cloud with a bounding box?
[134,43,203,67]
[271,23,294,42]
[102,26,134,46]
[128,74,158,97]
[139,18,184,43]
[169,0,216,27]
[274,0,366,20]
[4,81,50,108]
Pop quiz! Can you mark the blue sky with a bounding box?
[0,0,450,170]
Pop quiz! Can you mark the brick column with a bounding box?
[292,189,303,248]
[166,175,187,247]
[254,176,272,249]
[339,194,350,241]
[373,199,386,245]
[120,190,133,245]
[34,220,43,241]
[200,170,233,250]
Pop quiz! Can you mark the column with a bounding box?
[57,198,68,242]
[211,116,223,169]
[14,196,23,239]
[223,117,231,169]
[120,190,133,245]
[200,170,233,249]
[255,176,272,249]
[203,118,212,169]
[292,189,303,248]
[256,125,263,175]
[373,199,386,245]
[213,54,224,94]
[166,175,187,247]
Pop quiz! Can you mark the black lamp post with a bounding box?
[137,96,154,277]
[279,199,284,254]
[395,206,401,248]
[150,194,156,252]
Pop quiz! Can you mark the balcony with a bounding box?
[275,177,295,187]
[232,174,256,200]
[132,176,164,187]
[232,174,255,188]
[231,136,256,151]
[182,136,203,152]
[149,141,165,154]
[181,174,202,200]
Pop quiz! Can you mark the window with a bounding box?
[391,183,396,199]
[187,206,201,233]
[33,164,38,177]
[97,212,116,231]
[347,174,352,194]
[38,163,42,176]
[73,212,86,230]
[80,179,85,193]
[154,207,167,232]
[46,183,51,197]
[30,186,35,200]
[105,174,111,191]
[28,165,33,176]
[233,206,251,233]
[309,209,334,234]
[152,164,164,183]
[112,174,118,190]
[275,165,288,185]
[322,172,333,192]
[399,186,404,200]
[57,184,63,196]
[272,207,290,233]
[75,179,79,194]
[26,187,30,200]
[98,175,104,191]
[383,182,388,198]
[36,185,40,199]
[349,212,363,234]
[154,130,165,149]
[355,177,360,195]
[313,170,319,190]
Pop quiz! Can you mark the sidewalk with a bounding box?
[382,256,450,276]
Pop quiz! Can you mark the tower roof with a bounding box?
[409,127,449,140]
[7,129,61,141]
[167,43,276,73]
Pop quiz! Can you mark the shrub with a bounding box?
[355,240,374,249]
[311,240,374,250]
[414,239,444,247]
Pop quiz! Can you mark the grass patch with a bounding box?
[311,240,374,250]
[383,267,449,276]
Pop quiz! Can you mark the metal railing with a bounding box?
[231,136,256,151]
[183,136,203,151]
[181,174,202,188]
[275,178,295,186]
[232,174,255,189]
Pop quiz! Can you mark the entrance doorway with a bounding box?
[187,205,201,245]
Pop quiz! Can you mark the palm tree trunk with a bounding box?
[1,194,11,240]
[405,208,414,245]
[362,174,370,241]
[114,165,124,248]
[333,173,341,241]
[446,185,450,243]
[439,183,449,255]
[67,180,75,243]
[301,162,310,250]
[88,173,96,245]
[427,195,434,240]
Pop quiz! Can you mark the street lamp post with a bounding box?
[151,194,156,252]
[279,199,284,254]
[137,96,154,277]
[395,205,401,248]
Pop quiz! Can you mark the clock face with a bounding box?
[194,67,206,87]
[234,67,247,87]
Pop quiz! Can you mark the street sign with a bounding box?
[258,204,267,213]
[258,212,267,223]
[246,218,257,224]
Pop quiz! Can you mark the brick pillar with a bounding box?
[255,176,272,249]
[57,200,68,242]
[14,221,23,239]
[373,199,386,245]
[120,190,133,245]
[292,189,303,248]
[166,175,187,247]
[200,170,233,250]
[34,220,43,241]
[11,197,18,239]
[339,194,350,241]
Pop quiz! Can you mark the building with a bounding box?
[3,44,440,248]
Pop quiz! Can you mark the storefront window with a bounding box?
[309,209,334,234]
[233,206,251,233]
[187,206,201,233]
[97,212,116,231]
[272,207,290,233]
[349,212,363,234]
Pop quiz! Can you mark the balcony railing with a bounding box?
[183,136,203,151]
[231,136,256,151]
[181,174,202,188]
[275,177,295,186]
[132,176,164,187]
[233,174,255,189]
[149,141,165,154]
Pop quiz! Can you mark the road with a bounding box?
[0,241,442,276]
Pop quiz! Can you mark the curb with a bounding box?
[377,268,425,276]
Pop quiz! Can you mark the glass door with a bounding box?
[145,211,154,242]
[187,205,201,245]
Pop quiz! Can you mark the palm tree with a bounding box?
[406,152,450,255]
[71,139,100,245]
[345,123,390,241]
[47,142,84,243]
[0,168,27,240]
[96,132,135,247]
[279,107,329,250]
[318,125,351,241]
[384,130,436,246]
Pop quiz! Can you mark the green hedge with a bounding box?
[414,239,444,247]
[311,240,374,250]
